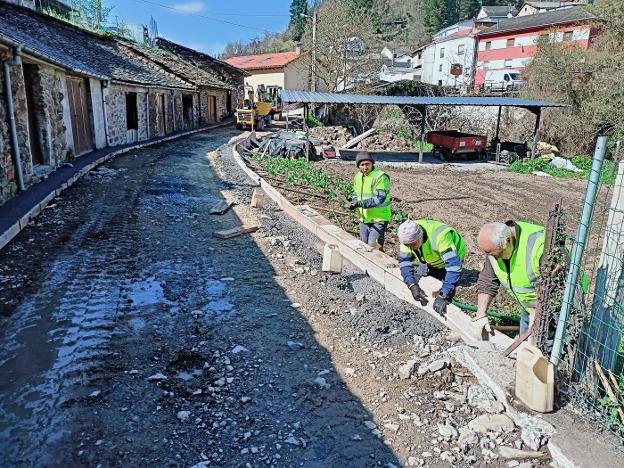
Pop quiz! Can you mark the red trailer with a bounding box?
[426,130,487,160]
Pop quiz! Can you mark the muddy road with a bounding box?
[0,129,550,467]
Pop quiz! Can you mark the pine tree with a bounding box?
[459,0,482,20]
[421,0,450,36]
[289,0,309,42]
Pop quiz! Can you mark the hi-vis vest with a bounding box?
[353,167,391,223]
[488,221,544,313]
[400,219,466,269]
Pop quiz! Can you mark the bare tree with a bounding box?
[299,0,380,93]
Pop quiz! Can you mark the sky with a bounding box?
[105,0,292,56]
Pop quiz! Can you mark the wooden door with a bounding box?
[208,95,217,122]
[157,94,166,136]
[66,77,93,156]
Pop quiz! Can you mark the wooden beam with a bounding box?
[212,225,258,239]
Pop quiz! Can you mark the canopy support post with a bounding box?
[419,106,427,164]
[531,108,542,160]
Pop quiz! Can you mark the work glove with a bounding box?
[348,200,359,210]
[433,296,449,319]
[471,316,492,340]
[409,282,428,306]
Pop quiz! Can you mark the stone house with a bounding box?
[0,2,239,205]
[155,37,248,115]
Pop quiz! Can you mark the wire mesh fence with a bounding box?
[552,141,624,442]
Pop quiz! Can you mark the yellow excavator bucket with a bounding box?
[255,102,272,117]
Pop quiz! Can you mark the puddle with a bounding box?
[128,277,171,306]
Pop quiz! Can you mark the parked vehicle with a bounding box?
[426,130,487,160]
[484,70,524,93]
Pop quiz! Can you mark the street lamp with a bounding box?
[301,11,318,92]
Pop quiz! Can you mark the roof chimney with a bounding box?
[295,42,302,55]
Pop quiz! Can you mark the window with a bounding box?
[563,31,574,41]
[440,47,445,58]
[506,38,515,48]
[485,41,492,51]
[439,64,443,72]
[458,44,465,55]
[438,79,443,86]
[125,92,138,130]
[504,59,513,68]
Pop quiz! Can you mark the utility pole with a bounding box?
[311,11,317,92]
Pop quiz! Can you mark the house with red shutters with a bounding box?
[474,6,599,90]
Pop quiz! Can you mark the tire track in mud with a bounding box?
[0,150,163,464]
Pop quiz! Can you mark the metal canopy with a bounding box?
[281,89,568,111]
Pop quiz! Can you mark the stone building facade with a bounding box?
[0,2,244,206]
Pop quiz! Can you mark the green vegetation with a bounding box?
[251,154,352,204]
[306,114,324,129]
[508,157,617,186]
[523,0,624,156]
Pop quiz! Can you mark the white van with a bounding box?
[484,70,524,92]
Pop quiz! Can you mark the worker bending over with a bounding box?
[348,152,391,249]
[474,221,544,339]
[398,219,466,318]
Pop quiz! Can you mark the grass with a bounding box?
[509,156,617,186]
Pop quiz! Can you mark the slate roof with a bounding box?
[478,6,596,36]
[524,1,584,9]
[481,5,518,17]
[155,37,248,87]
[0,2,194,89]
[224,51,303,71]
[120,41,232,90]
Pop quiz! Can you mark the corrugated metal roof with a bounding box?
[281,90,568,109]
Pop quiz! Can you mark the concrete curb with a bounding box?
[0,120,233,252]
[230,144,514,349]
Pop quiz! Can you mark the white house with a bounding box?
[421,24,477,90]
[379,64,420,83]
[517,1,585,17]
[476,5,518,24]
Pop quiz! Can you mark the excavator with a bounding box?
[235,84,283,130]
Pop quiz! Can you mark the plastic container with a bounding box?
[515,343,554,413]
[322,244,342,273]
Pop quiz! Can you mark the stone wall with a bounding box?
[0,63,33,204]
[0,67,13,204]
[105,84,149,146]
[25,65,70,167]
[137,92,148,141]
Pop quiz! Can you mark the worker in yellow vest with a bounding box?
[348,152,391,249]
[474,221,545,339]
[398,219,466,318]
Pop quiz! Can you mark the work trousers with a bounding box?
[359,221,388,247]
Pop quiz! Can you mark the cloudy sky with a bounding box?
[107,0,292,56]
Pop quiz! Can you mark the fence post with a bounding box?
[550,136,608,367]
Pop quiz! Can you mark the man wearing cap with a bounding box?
[348,152,391,249]
[398,219,466,318]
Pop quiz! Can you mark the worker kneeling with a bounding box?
[348,152,391,249]
[474,221,544,340]
[397,219,466,318]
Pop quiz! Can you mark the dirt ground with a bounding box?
[318,161,601,312]
[0,128,553,466]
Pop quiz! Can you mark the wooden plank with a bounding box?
[210,201,234,215]
[342,128,376,149]
[212,225,258,239]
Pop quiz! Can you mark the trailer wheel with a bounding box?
[439,149,450,161]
